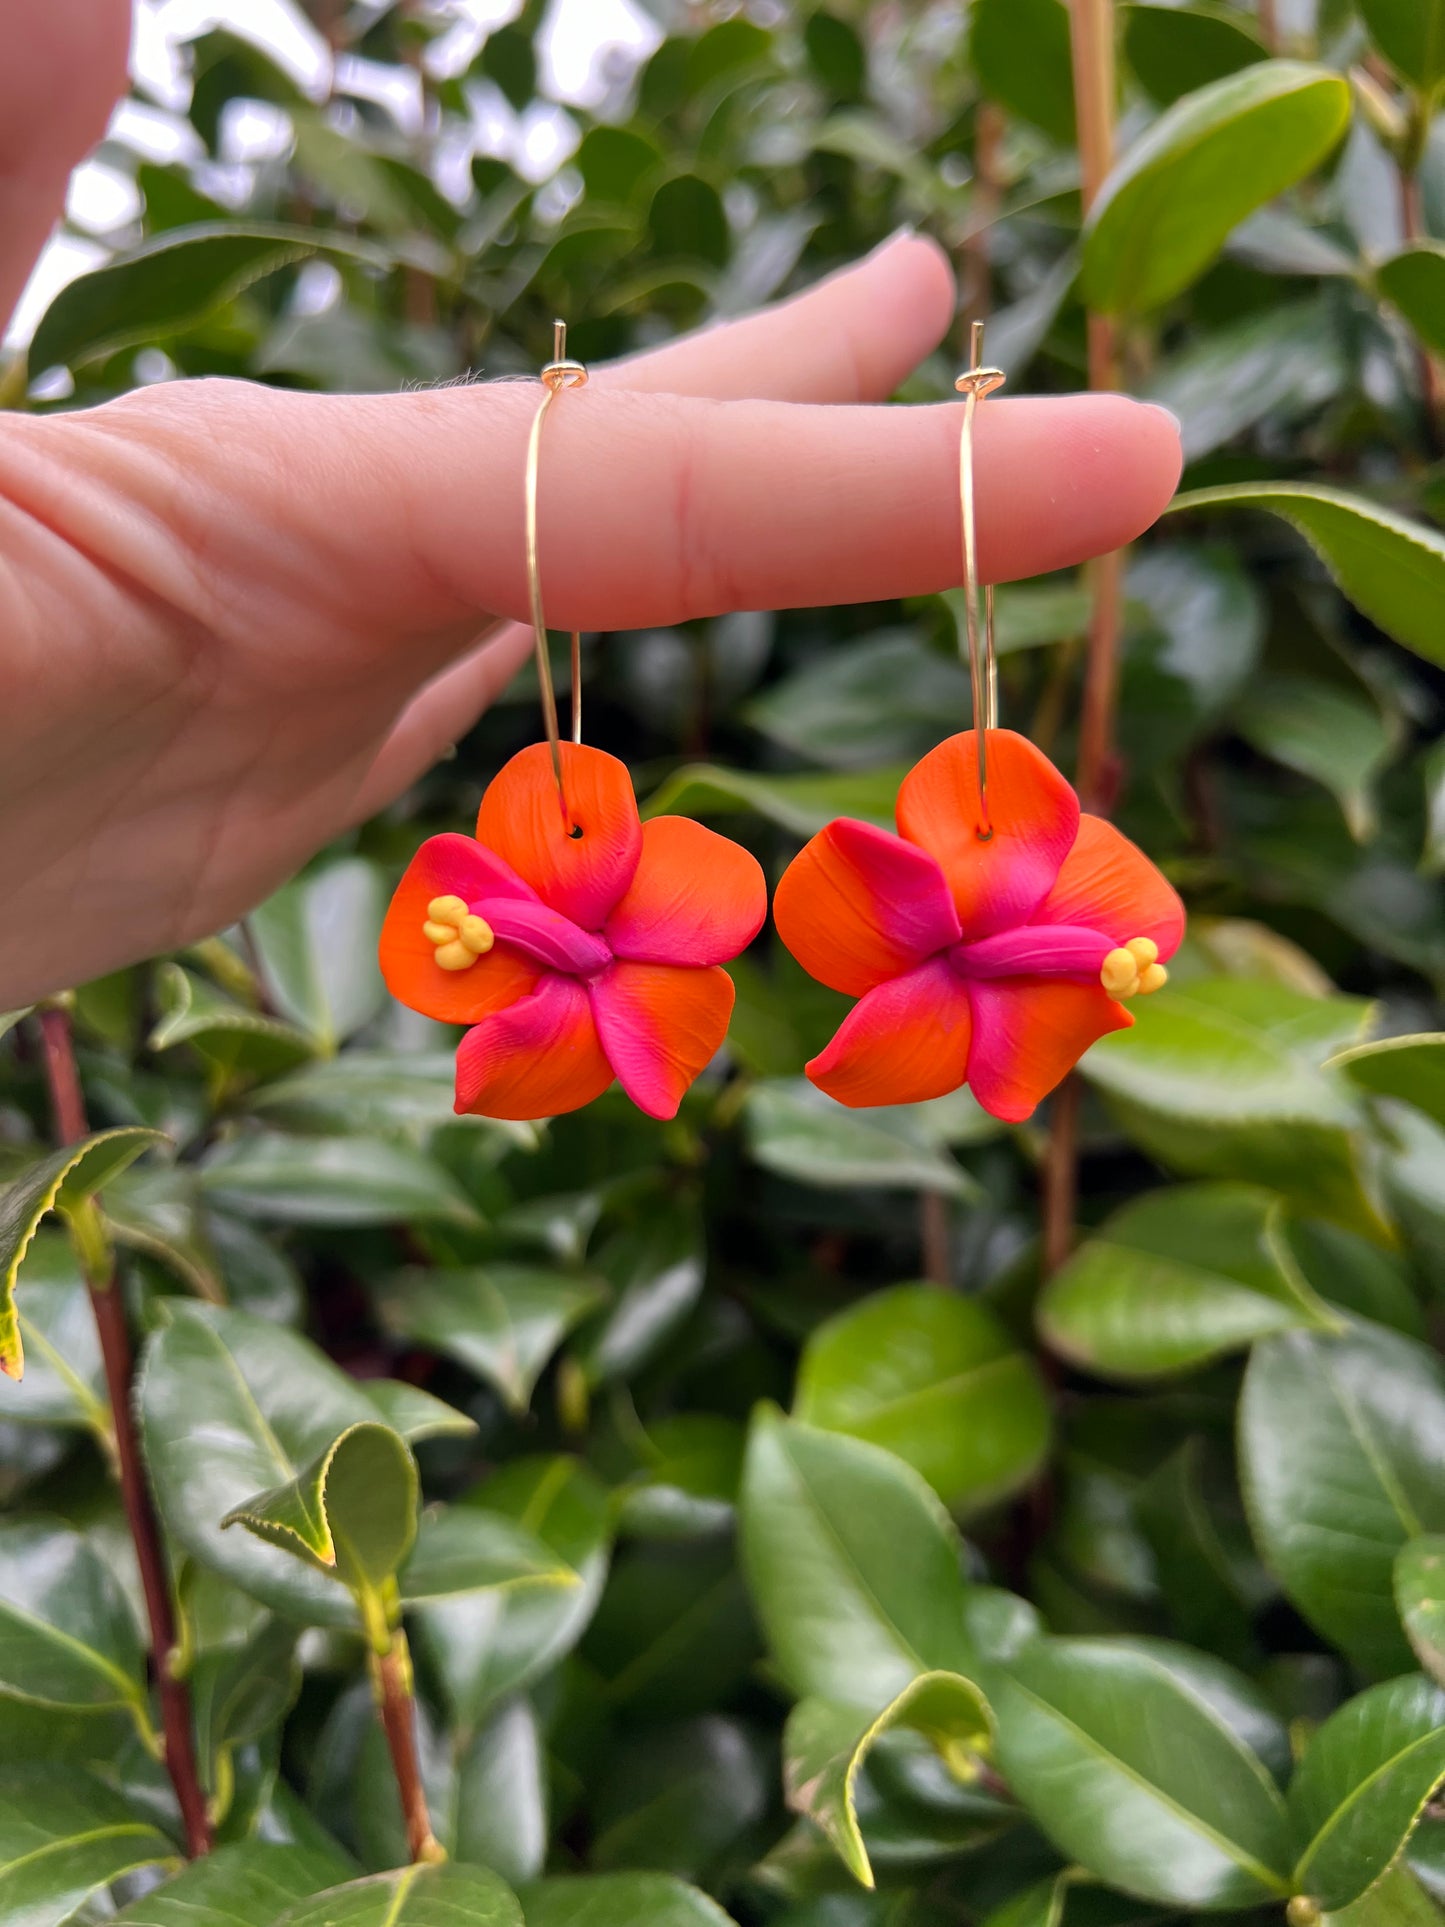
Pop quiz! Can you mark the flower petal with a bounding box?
[483,898,611,976]
[965,978,1132,1124]
[1031,813,1185,959]
[476,742,642,930]
[605,816,767,966]
[589,960,735,1121]
[807,956,973,1108]
[380,833,541,1025]
[774,818,962,998]
[953,923,1114,980]
[454,973,613,1120]
[896,729,1080,939]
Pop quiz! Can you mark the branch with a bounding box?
[36,1006,212,1857]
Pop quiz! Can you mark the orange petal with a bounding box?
[455,974,613,1120]
[605,817,767,966]
[807,956,973,1108]
[896,729,1079,940]
[380,833,540,1025]
[476,742,642,931]
[965,978,1132,1124]
[1032,814,1185,960]
[774,818,962,998]
[589,961,735,1121]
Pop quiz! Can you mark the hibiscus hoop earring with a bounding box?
[378,321,768,1123]
[772,323,1186,1123]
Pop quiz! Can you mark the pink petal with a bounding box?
[774,818,962,998]
[455,974,613,1120]
[965,978,1132,1123]
[481,898,612,976]
[605,816,767,966]
[1032,814,1185,959]
[807,956,973,1108]
[589,960,735,1121]
[953,923,1114,981]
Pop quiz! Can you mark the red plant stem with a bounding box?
[920,1190,952,1284]
[1041,1075,1082,1277]
[36,1006,212,1857]
[962,100,1006,341]
[375,1642,443,1863]
[1256,0,1279,54]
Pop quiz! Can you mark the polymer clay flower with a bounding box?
[380,743,766,1120]
[774,729,1184,1122]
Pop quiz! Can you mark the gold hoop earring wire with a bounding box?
[955,319,1006,842]
[525,318,587,829]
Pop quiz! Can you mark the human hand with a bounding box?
[0,17,1180,1012]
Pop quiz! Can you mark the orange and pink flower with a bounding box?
[774,729,1185,1122]
[380,743,766,1121]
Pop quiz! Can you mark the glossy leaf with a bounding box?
[0,1127,166,1378]
[745,1081,974,1200]
[30,222,389,373]
[1358,0,1445,90]
[0,1765,177,1924]
[743,631,968,772]
[1038,1182,1341,1379]
[1332,1033,1445,1130]
[272,1863,522,1927]
[1240,1323,1445,1674]
[222,1420,417,1592]
[1237,674,1396,841]
[520,1873,738,1926]
[413,1457,611,1728]
[0,1234,106,1433]
[795,1284,1049,1513]
[580,1200,705,1385]
[618,1414,744,1539]
[1172,482,1445,668]
[0,1518,145,1721]
[248,1052,535,1143]
[148,964,315,1083]
[643,763,905,835]
[377,1265,604,1414]
[969,0,1074,141]
[1291,1675,1445,1910]
[990,1637,1293,1908]
[1397,1539,1445,1686]
[396,1503,577,1607]
[740,1408,976,1708]
[247,859,387,1050]
[1124,2,1265,106]
[199,1132,481,1227]
[1082,63,1350,312]
[784,1671,993,1887]
[113,1840,356,1926]
[1378,245,1445,359]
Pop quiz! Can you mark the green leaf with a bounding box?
[617,1414,744,1539]
[1135,1442,1259,1663]
[199,1132,480,1227]
[794,1284,1050,1514]
[1290,1675,1445,1910]
[1078,981,1385,1239]
[272,1864,522,1927]
[1171,482,1445,668]
[970,0,1075,141]
[1331,1033,1445,1130]
[740,1408,976,1708]
[583,1539,758,1720]
[148,964,315,1084]
[397,1503,579,1608]
[643,764,906,835]
[1237,674,1397,841]
[222,1421,417,1593]
[588,1716,770,1883]
[29,223,391,373]
[1038,1183,1342,1379]
[1081,63,1351,313]
[0,1765,177,1925]
[375,1265,606,1414]
[743,631,968,772]
[1397,1539,1445,1686]
[0,1234,105,1433]
[0,1518,145,1722]
[246,859,387,1050]
[1146,297,1348,462]
[784,1671,993,1888]
[413,1458,611,1728]
[139,1302,462,1623]
[113,1840,356,1927]
[1240,1323,1445,1675]
[1358,0,1445,91]
[745,1080,974,1199]
[990,1638,1293,1908]
[247,1052,535,1144]
[579,1199,706,1386]
[0,1127,166,1378]
[520,1872,738,1926]
[649,173,729,265]
[1330,1868,1445,1924]
[1124,2,1266,106]
[1378,245,1445,359]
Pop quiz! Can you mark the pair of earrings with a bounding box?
[378,323,1184,1126]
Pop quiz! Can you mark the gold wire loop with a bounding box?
[525,319,587,827]
[955,318,1006,841]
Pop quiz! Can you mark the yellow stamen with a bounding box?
[435,940,474,970]
[427,894,469,923]
[422,919,458,946]
[1138,962,1168,994]
[1100,947,1140,998]
[459,914,494,955]
[1126,936,1159,967]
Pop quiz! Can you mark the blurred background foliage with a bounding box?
[4,1,1445,1923]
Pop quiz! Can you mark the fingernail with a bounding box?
[872,223,918,254]
[1141,400,1183,436]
